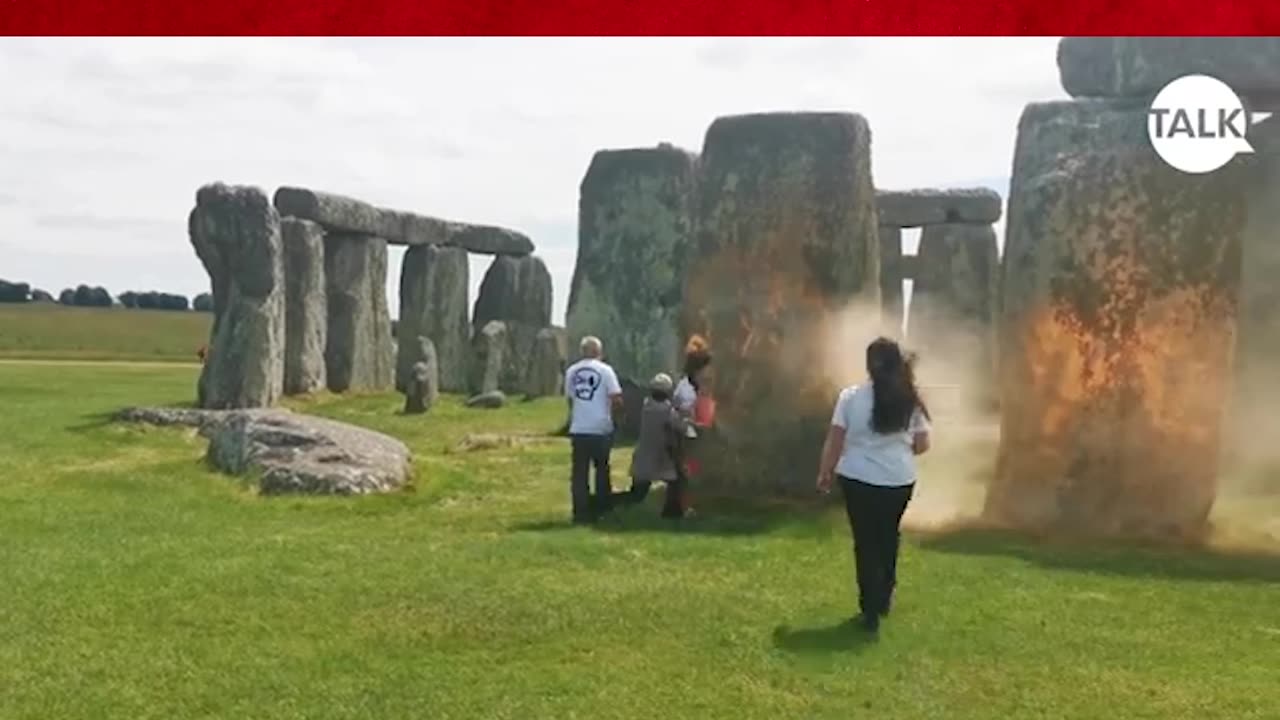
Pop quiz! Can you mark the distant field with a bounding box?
[0,303,210,362]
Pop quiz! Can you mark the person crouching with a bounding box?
[626,373,692,518]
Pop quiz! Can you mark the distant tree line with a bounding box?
[0,278,214,312]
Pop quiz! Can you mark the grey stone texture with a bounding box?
[324,233,394,393]
[472,255,553,393]
[1058,36,1280,99]
[281,217,328,395]
[397,244,469,393]
[525,327,567,398]
[189,183,285,410]
[566,145,698,382]
[468,320,508,396]
[876,188,1002,227]
[403,338,439,415]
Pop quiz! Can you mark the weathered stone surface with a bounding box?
[908,223,999,412]
[989,133,1248,540]
[682,112,879,496]
[274,186,534,255]
[877,188,1002,227]
[189,183,285,409]
[281,218,327,395]
[1058,36,1280,99]
[468,320,507,396]
[878,225,904,332]
[525,327,566,398]
[403,345,438,415]
[466,390,507,409]
[473,255,553,393]
[324,233,394,393]
[116,406,410,495]
[567,146,698,382]
[397,244,469,393]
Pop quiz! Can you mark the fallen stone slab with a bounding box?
[466,390,507,409]
[274,186,534,255]
[116,407,411,495]
[876,188,1002,227]
[1058,36,1280,100]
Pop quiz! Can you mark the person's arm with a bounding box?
[605,368,624,414]
[816,391,849,494]
[910,408,931,456]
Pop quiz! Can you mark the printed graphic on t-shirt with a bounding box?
[571,368,602,401]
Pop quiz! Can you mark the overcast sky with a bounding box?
[0,38,1065,322]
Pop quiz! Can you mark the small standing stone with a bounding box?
[468,320,508,396]
[524,328,566,398]
[402,337,439,415]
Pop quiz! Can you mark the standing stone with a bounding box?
[567,145,698,382]
[990,111,1248,541]
[682,112,879,496]
[469,320,508,396]
[525,327,566,398]
[189,183,285,409]
[403,337,439,415]
[909,223,999,413]
[398,244,469,393]
[878,225,904,333]
[324,234,394,393]
[472,255,553,393]
[281,218,327,395]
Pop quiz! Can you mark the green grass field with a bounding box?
[3,359,1280,720]
[0,304,210,362]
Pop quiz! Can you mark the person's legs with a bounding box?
[590,434,614,513]
[882,484,914,615]
[661,477,685,518]
[840,477,885,626]
[570,436,592,523]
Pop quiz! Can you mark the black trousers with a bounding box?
[627,477,686,518]
[570,434,614,522]
[839,476,914,616]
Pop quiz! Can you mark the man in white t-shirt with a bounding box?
[564,336,624,523]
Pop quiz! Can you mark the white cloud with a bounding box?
[0,37,1065,320]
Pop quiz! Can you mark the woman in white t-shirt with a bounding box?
[816,337,931,634]
[669,336,713,517]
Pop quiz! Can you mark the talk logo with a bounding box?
[1147,74,1272,174]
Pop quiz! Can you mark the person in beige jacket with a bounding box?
[624,373,692,519]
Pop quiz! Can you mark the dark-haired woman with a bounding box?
[671,336,714,518]
[817,337,931,633]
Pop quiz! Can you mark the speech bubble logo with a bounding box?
[1148,74,1271,174]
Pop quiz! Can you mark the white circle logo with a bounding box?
[1147,74,1271,174]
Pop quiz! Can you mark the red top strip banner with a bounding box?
[2,0,1280,35]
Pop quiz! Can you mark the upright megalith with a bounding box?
[472,255,553,393]
[682,112,880,496]
[567,145,698,382]
[324,234,394,393]
[469,320,508,396]
[526,327,567,398]
[189,183,285,409]
[397,244,469,393]
[910,223,999,411]
[990,108,1249,540]
[402,337,439,415]
[281,218,327,395]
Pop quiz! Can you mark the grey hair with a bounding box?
[580,336,603,357]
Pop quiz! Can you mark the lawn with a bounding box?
[0,304,210,362]
[2,360,1279,720]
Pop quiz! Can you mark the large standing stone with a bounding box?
[469,320,508,396]
[567,145,698,382]
[989,98,1249,540]
[189,183,285,409]
[397,244,469,393]
[1058,37,1280,99]
[878,225,904,332]
[876,188,1003,227]
[473,255,553,393]
[281,218,327,395]
[908,223,999,412]
[525,327,567,398]
[324,234,394,393]
[682,112,879,496]
[403,337,439,415]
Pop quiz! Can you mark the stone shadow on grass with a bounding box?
[772,619,879,654]
[917,527,1280,584]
